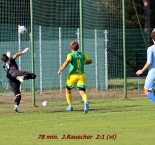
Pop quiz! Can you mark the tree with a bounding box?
[143,0,150,46]
[126,0,144,28]
[144,0,150,30]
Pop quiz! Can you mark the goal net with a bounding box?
[0,0,123,106]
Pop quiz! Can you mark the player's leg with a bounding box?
[79,88,89,114]
[13,70,36,82]
[8,79,22,112]
[79,89,88,103]
[65,74,77,111]
[145,88,155,103]
[77,74,89,113]
[14,94,22,112]
[65,87,73,111]
[23,72,36,80]
[144,73,155,103]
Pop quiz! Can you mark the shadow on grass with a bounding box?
[25,104,147,114]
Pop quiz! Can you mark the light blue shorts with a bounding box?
[144,70,155,91]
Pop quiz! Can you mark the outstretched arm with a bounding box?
[13,48,30,59]
[57,60,70,75]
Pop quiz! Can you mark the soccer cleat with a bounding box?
[16,76,24,83]
[84,102,89,114]
[66,106,73,111]
[14,105,21,113]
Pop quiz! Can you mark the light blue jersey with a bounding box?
[144,44,155,91]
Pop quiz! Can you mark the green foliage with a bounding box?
[0,0,30,24]
[150,1,155,27]
[125,0,155,28]
[0,0,155,29]
[126,0,144,28]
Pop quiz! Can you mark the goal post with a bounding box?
[0,0,124,105]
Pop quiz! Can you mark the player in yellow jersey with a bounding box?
[57,41,92,113]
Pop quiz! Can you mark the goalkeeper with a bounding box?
[1,48,36,112]
[136,29,155,103]
[57,41,92,113]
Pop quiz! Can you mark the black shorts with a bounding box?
[8,77,21,96]
[6,69,36,95]
[9,70,36,80]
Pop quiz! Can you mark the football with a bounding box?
[42,101,48,106]
[18,26,27,34]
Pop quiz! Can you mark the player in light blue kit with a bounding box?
[136,29,155,103]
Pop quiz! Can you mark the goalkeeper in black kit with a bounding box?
[1,48,36,113]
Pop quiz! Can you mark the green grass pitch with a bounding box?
[0,98,155,145]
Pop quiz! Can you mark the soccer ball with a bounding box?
[18,26,27,34]
[42,101,48,106]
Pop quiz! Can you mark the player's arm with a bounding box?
[136,48,152,76]
[85,54,92,65]
[57,54,71,75]
[57,60,70,75]
[136,63,151,76]
[13,48,30,59]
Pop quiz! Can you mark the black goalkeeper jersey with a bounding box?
[3,57,18,73]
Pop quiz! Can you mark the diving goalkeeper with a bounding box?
[1,48,36,112]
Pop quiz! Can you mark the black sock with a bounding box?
[32,73,36,79]
[15,95,21,105]
[24,73,36,80]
